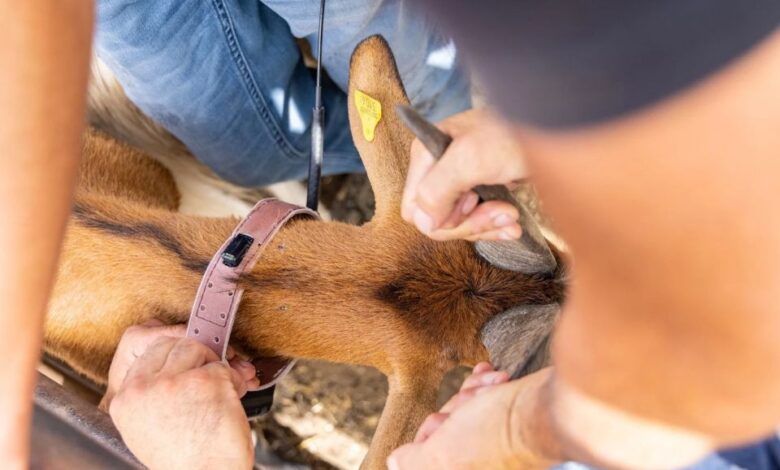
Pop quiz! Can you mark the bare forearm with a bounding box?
[0,0,93,465]
[507,370,713,470]
[519,30,780,444]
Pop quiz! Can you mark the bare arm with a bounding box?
[518,28,780,460]
[0,1,93,467]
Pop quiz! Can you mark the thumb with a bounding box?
[410,141,484,233]
[129,322,187,357]
[387,442,433,470]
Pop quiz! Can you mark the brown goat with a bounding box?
[45,36,566,469]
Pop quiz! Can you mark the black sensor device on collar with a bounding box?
[222,234,254,267]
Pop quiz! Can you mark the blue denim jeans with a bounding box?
[94,0,471,187]
[557,434,780,470]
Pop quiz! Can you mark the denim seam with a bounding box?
[210,0,307,162]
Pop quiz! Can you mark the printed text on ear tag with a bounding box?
[355,90,382,142]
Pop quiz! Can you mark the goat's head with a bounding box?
[345,36,566,378]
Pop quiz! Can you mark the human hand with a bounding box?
[108,334,256,470]
[388,367,560,470]
[413,362,509,443]
[100,319,260,411]
[401,108,526,242]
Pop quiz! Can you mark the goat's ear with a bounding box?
[348,35,413,219]
[480,304,558,379]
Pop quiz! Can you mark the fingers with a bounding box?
[438,374,509,415]
[123,322,187,359]
[115,320,261,394]
[401,110,483,225]
[403,138,521,241]
[436,363,509,414]
[105,323,187,409]
[408,139,490,233]
[414,412,448,443]
[464,228,520,242]
[388,442,431,470]
[158,339,257,394]
[438,191,479,230]
[460,369,510,392]
[459,363,509,393]
[401,109,527,240]
[408,365,509,454]
[411,369,506,447]
[202,361,248,398]
[426,200,521,242]
[228,357,261,391]
[123,336,180,384]
[159,338,221,376]
[439,387,483,415]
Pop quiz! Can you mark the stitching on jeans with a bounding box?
[210,0,306,161]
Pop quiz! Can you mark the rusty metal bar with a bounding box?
[31,372,143,470]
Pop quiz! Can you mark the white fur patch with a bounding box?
[87,57,331,220]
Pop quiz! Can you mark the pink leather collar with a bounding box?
[186,198,319,390]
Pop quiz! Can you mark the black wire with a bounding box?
[306,0,326,211]
[314,0,325,110]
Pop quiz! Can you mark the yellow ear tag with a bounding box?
[354,90,382,142]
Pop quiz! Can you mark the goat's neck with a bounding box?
[66,196,405,373]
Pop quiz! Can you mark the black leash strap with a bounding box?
[306,0,327,211]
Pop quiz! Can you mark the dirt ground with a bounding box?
[258,361,472,469]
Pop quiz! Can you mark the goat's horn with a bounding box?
[480,304,558,379]
[396,105,453,160]
[396,105,557,274]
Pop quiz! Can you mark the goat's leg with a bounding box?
[361,371,443,470]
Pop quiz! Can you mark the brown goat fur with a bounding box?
[46,36,565,468]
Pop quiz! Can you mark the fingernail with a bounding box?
[461,193,479,215]
[500,230,518,240]
[493,213,515,228]
[413,208,435,233]
[492,371,509,384]
[240,360,255,370]
[387,456,400,470]
[479,371,504,386]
